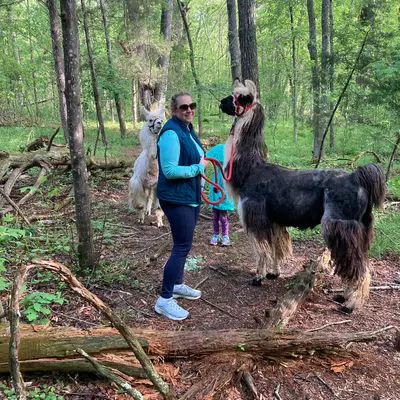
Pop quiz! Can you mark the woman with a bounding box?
[154,92,208,321]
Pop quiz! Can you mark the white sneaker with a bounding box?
[173,284,201,300]
[154,297,189,320]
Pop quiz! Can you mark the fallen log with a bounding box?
[264,249,332,329]
[3,149,134,171]
[0,354,146,377]
[0,323,390,363]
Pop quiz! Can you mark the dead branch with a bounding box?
[349,150,382,169]
[327,285,400,293]
[9,263,28,399]
[242,370,258,398]
[0,356,147,377]
[272,383,282,400]
[386,132,400,182]
[307,320,352,332]
[54,187,74,212]
[264,249,332,329]
[9,260,175,400]
[77,348,145,400]
[46,126,63,152]
[0,188,31,225]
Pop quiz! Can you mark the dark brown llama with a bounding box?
[219,80,386,313]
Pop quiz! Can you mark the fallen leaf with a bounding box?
[330,360,354,373]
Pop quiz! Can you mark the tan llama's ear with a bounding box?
[244,80,257,96]
[142,107,150,119]
[234,78,244,89]
[158,108,166,119]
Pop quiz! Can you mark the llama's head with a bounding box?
[143,108,164,135]
[220,79,258,116]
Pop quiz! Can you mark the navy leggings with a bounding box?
[159,200,200,299]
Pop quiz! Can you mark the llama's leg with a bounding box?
[272,224,292,276]
[321,214,372,313]
[144,188,153,216]
[154,198,164,228]
[238,197,277,285]
[137,207,145,224]
[247,233,275,286]
[340,262,370,313]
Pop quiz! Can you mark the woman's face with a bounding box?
[173,95,196,124]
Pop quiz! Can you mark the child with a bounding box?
[205,143,234,246]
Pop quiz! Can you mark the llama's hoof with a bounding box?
[266,273,280,280]
[250,278,262,287]
[339,305,353,314]
[333,294,346,304]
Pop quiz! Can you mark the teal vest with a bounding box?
[157,117,204,205]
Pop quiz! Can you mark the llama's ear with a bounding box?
[244,80,257,96]
[234,79,243,89]
[142,107,150,119]
[158,108,165,119]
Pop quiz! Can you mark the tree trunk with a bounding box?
[154,0,173,109]
[7,5,24,107]
[237,0,259,90]
[48,0,69,143]
[60,0,96,269]
[289,4,298,142]
[81,0,107,146]
[99,0,127,137]
[329,0,335,149]
[319,0,330,156]
[177,0,203,136]
[306,0,321,161]
[132,79,138,128]
[27,0,39,120]
[226,0,241,83]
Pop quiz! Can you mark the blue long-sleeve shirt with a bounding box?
[158,129,205,179]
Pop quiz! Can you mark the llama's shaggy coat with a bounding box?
[128,108,164,227]
[220,80,386,313]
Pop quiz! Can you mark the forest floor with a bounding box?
[1,175,400,400]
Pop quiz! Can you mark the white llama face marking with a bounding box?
[143,108,164,135]
[220,79,257,116]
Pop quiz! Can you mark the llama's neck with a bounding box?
[224,104,265,197]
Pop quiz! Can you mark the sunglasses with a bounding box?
[178,102,197,111]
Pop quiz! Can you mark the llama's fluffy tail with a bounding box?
[322,218,368,281]
[354,163,386,210]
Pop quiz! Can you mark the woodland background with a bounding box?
[0,0,400,399]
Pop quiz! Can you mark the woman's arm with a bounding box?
[158,130,204,179]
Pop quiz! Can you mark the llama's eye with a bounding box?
[148,119,153,123]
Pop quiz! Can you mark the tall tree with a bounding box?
[289,3,297,142]
[81,0,107,145]
[154,0,173,109]
[48,0,69,143]
[177,0,203,135]
[99,0,127,137]
[226,0,241,83]
[306,0,320,161]
[320,0,330,154]
[7,4,23,107]
[60,0,95,269]
[237,0,259,89]
[27,0,39,119]
[328,0,335,148]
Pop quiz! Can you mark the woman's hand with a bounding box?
[200,157,208,169]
